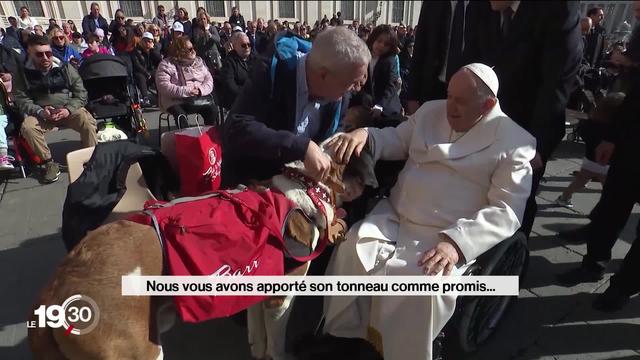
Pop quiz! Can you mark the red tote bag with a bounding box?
[174,125,222,196]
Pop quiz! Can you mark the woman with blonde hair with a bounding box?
[49,27,82,64]
[146,24,162,44]
[192,9,222,72]
[155,36,218,128]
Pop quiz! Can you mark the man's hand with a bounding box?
[418,236,463,276]
[41,106,55,121]
[596,141,615,165]
[406,100,420,115]
[49,108,70,122]
[325,128,368,164]
[530,152,543,170]
[304,141,331,182]
[0,73,11,82]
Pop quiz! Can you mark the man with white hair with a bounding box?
[324,64,535,359]
[221,26,369,187]
[217,31,258,109]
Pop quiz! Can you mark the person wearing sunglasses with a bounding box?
[216,31,257,109]
[12,35,98,184]
[49,27,82,66]
[155,36,217,129]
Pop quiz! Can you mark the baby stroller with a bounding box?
[79,54,148,143]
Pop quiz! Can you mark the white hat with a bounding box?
[463,63,499,97]
[172,22,184,32]
[94,28,104,37]
[142,32,154,40]
[233,25,243,32]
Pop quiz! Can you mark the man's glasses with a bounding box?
[35,51,53,59]
[239,43,250,49]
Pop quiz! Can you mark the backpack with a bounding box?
[269,31,342,137]
[61,141,178,251]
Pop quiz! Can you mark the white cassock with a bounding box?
[323,100,536,360]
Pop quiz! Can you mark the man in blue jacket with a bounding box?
[221,27,370,187]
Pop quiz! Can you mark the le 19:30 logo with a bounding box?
[27,294,100,336]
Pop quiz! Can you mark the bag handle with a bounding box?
[218,190,328,263]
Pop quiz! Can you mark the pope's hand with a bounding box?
[304,140,331,182]
[418,237,463,276]
[325,128,368,164]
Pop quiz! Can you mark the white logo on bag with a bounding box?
[202,147,222,180]
[211,259,260,276]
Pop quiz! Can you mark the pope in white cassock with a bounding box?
[324,63,536,360]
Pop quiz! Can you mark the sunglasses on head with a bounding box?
[35,51,53,59]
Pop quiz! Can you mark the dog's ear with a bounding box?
[324,161,346,196]
[285,210,315,248]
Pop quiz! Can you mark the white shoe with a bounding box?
[0,155,15,170]
[555,196,574,209]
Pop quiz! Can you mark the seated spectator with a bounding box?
[13,35,97,183]
[132,32,162,107]
[323,64,534,360]
[6,16,19,39]
[108,9,129,53]
[94,28,110,49]
[219,21,233,56]
[155,37,217,128]
[192,9,222,73]
[82,2,109,40]
[47,18,58,34]
[67,20,78,33]
[217,31,257,109]
[18,6,38,30]
[0,41,21,170]
[351,24,402,117]
[70,32,88,54]
[161,22,184,56]
[62,22,73,42]
[33,25,45,37]
[82,33,110,58]
[49,27,81,66]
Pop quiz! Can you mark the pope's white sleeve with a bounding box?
[439,141,536,264]
[366,114,416,162]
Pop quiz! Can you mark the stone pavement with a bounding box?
[0,109,638,360]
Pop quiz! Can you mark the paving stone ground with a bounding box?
[1,110,638,359]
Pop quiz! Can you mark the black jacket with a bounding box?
[254,31,270,55]
[216,51,258,109]
[81,14,109,39]
[351,55,401,116]
[584,24,606,67]
[192,26,222,71]
[131,46,162,78]
[482,1,582,160]
[229,14,246,30]
[408,0,494,102]
[221,38,347,186]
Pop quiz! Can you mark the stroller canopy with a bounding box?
[79,54,129,80]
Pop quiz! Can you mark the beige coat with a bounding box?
[323,100,536,360]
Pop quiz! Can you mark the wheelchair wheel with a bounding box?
[446,232,529,355]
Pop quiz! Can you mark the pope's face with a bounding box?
[446,69,492,132]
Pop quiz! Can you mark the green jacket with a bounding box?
[13,57,87,118]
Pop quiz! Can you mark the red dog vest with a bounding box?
[130,189,326,322]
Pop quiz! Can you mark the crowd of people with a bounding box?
[1,1,639,359]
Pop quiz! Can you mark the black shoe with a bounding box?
[593,286,630,312]
[557,225,589,244]
[556,263,604,287]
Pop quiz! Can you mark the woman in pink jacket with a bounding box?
[155,36,218,128]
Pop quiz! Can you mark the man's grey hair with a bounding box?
[307,26,371,73]
[230,31,248,43]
